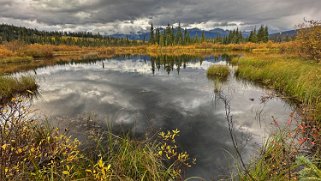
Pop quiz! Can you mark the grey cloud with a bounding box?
[0,0,320,33]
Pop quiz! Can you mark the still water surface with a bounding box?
[27,55,296,179]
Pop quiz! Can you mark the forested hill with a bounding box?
[0,24,144,46]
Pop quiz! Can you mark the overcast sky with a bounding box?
[0,0,320,34]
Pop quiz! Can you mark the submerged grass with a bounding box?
[207,65,230,80]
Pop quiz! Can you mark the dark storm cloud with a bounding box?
[0,0,320,33]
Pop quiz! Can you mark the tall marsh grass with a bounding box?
[207,65,230,80]
[0,75,37,103]
[232,53,321,180]
[232,54,321,121]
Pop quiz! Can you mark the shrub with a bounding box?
[0,99,83,180]
[3,40,26,52]
[22,44,54,58]
[0,98,193,180]
[297,19,321,62]
[241,115,320,180]
[0,46,15,58]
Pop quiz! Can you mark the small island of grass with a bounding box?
[206,65,230,80]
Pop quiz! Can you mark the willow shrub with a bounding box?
[297,19,321,62]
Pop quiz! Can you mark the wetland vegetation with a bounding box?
[206,65,230,80]
[0,19,320,180]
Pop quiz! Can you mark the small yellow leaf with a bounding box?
[1,144,9,150]
[62,171,69,175]
[98,158,104,168]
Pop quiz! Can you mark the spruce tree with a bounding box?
[263,26,269,42]
[149,23,154,44]
[194,33,199,43]
[257,25,264,42]
[155,28,160,45]
[249,27,257,43]
[171,25,175,45]
[184,29,190,44]
[176,22,183,45]
[201,31,205,42]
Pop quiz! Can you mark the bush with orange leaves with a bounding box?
[22,44,54,58]
[0,46,14,58]
[297,19,321,62]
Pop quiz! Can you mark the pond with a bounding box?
[25,54,297,179]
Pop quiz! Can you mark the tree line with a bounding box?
[0,24,144,46]
[0,23,271,47]
[149,23,270,45]
[149,23,207,46]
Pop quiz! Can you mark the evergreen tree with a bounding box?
[249,27,257,43]
[257,25,265,42]
[165,24,171,46]
[201,31,205,42]
[263,26,269,42]
[194,33,199,43]
[237,28,243,43]
[149,23,154,44]
[159,32,164,46]
[171,25,175,45]
[184,28,190,44]
[176,22,183,45]
[155,28,160,45]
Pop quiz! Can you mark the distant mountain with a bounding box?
[110,28,251,40]
[269,30,297,41]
